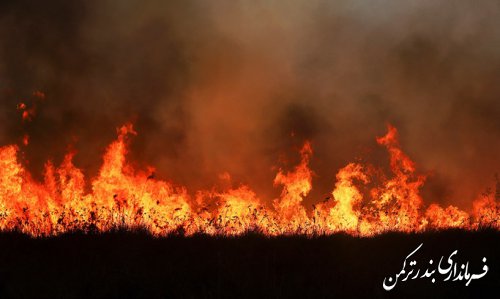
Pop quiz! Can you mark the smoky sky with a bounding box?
[0,0,499,209]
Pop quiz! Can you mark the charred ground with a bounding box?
[0,229,497,299]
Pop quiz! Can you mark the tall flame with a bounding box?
[0,123,498,237]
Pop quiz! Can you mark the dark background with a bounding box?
[0,229,498,298]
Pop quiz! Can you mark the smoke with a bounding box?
[0,0,499,208]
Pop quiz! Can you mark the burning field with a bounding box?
[0,0,499,298]
[0,122,498,237]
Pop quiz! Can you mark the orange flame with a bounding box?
[0,123,498,237]
[273,142,313,233]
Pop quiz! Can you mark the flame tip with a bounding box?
[0,122,497,237]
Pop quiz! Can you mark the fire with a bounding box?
[313,163,368,234]
[0,123,498,237]
[273,142,313,233]
[17,102,36,122]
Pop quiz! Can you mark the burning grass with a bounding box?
[0,123,498,237]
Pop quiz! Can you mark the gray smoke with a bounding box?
[0,0,499,208]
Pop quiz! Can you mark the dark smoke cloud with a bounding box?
[0,0,499,208]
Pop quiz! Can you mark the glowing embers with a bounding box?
[0,124,498,237]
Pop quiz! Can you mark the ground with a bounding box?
[0,229,498,298]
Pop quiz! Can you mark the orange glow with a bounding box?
[0,124,497,237]
[17,101,36,122]
[22,135,29,146]
[33,91,46,99]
